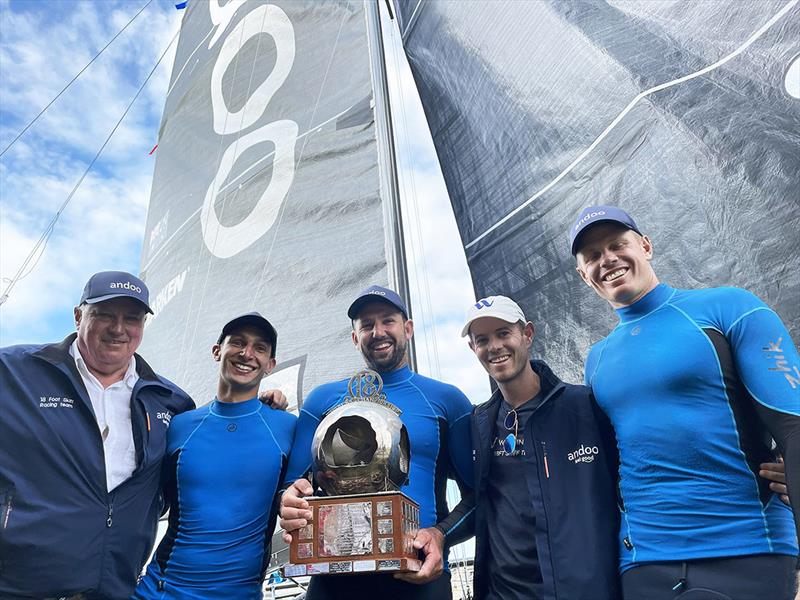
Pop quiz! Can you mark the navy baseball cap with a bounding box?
[80,271,153,314]
[347,285,408,319]
[217,312,277,357]
[570,205,642,255]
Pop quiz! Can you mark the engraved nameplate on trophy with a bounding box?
[283,370,421,576]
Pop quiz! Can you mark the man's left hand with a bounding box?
[394,526,444,585]
[760,459,789,505]
[259,389,288,411]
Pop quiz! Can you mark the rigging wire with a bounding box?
[0,0,154,159]
[0,26,181,308]
[385,9,472,595]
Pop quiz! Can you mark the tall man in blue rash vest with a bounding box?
[462,295,621,600]
[135,312,296,599]
[279,285,475,600]
[0,271,195,599]
[571,205,800,600]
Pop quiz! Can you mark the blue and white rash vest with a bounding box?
[585,283,799,571]
[134,397,296,599]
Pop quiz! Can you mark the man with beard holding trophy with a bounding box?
[279,285,474,599]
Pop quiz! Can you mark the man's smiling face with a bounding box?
[468,317,532,384]
[575,222,658,308]
[213,326,276,394]
[74,297,146,379]
[351,301,413,372]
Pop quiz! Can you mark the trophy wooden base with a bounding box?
[283,491,421,577]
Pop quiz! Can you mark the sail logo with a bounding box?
[202,3,299,259]
[474,299,494,309]
[574,210,606,232]
[567,444,599,464]
[110,281,142,293]
[146,269,189,327]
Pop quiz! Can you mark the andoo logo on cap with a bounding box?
[574,210,606,232]
[110,281,143,293]
[475,299,493,309]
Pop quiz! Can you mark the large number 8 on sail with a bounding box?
[202,2,298,259]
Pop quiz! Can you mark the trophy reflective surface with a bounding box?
[283,370,421,577]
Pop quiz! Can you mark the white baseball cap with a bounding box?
[461,295,526,337]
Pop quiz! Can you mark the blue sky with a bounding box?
[0,0,181,341]
[0,0,491,404]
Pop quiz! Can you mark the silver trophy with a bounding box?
[311,369,410,495]
[284,370,421,576]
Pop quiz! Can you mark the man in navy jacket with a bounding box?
[0,271,194,599]
[461,295,621,600]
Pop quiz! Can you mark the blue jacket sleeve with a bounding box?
[446,390,475,489]
[434,386,475,545]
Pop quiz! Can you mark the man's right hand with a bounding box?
[279,478,314,544]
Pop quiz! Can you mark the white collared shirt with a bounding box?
[70,340,139,492]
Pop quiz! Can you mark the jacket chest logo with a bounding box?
[567,444,599,464]
[38,396,75,409]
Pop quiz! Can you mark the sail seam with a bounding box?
[401,0,425,41]
[463,0,798,252]
[250,6,352,305]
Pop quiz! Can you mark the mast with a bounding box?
[365,0,416,370]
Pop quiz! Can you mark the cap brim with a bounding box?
[218,315,278,350]
[347,296,406,319]
[571,219,637,255]
[84,293,153,314]
[460,321,473,337]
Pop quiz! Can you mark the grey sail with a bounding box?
[140,0,394,411]
[394,0,800,383]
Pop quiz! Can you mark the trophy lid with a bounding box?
[311,370,411,496]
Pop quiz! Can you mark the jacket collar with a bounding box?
[474,359,565,418]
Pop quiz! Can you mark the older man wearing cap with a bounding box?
[135,311,296,599]
[0,271,195,599]
[462,295,620,600]
[571,206,799,599]
[278,285,474,600]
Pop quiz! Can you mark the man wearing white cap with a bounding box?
[462,295,620,600]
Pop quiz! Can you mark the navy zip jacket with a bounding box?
[471,360,621,600]
[0,334,194,599]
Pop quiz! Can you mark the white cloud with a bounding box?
[0,0,181,345]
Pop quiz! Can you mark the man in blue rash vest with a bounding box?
[571,205,800,600]
[462,295,621,600]
[135,312,296,600]
[278,285,474,600]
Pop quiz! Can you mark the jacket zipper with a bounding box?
[2,492,12,529]
[541,441,550,479]
[106,500,113,528]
